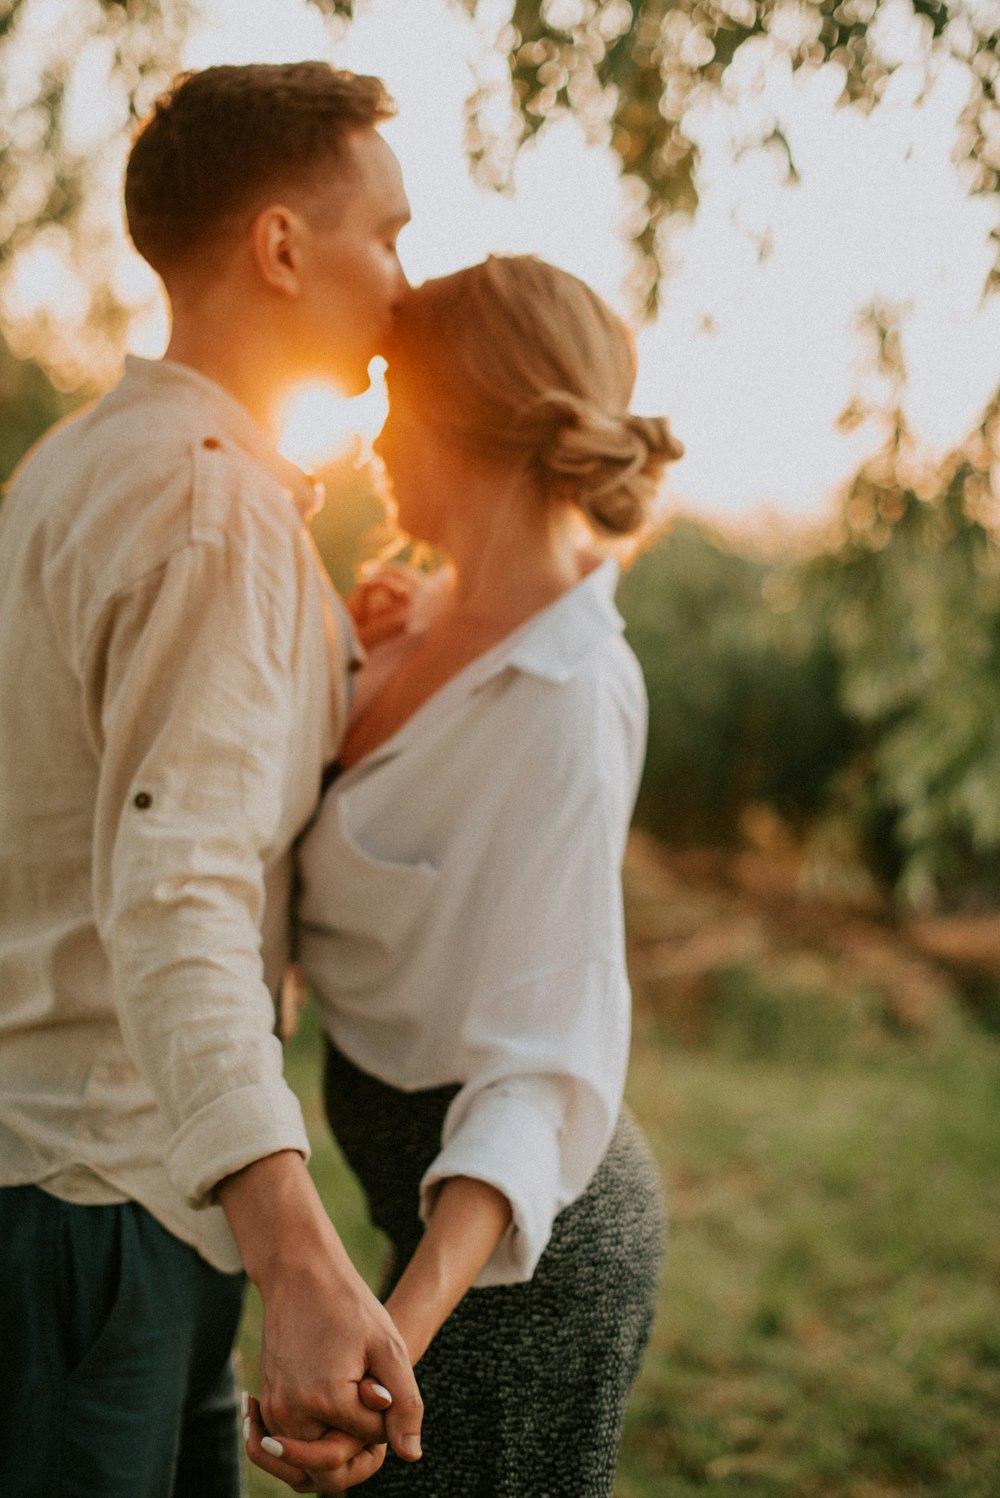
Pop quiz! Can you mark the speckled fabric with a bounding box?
[323,1039,666,1497]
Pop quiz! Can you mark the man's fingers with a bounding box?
[258,1427,368,1471]
[305,1443,388,1493]
[251,1396,370,1470]
[251,1434,387,1495]
[333,1442,388,1490]
[261,1385,386,1447]
[355,602,410,648]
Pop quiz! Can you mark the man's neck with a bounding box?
[164,324,286,439]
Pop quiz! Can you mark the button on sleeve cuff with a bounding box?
[166,1081,310,1208]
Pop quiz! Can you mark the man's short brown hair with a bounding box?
[125,62,395,275]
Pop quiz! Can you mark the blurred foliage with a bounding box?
[0,0,189,383]
[2,0,999,376]
[616,393,1000,911]
[0,332,74,481]
[805,408,1000,910]
[619,520,854,845]
[323,0,1000,310]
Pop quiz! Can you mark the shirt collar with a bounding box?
[117,356,325,521]
[339,557,625,782]
[505,557,624,683]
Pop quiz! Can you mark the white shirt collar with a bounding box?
[345,557,625,779]
[506,557,624,684]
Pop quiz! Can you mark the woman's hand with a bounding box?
[345,564,423,649]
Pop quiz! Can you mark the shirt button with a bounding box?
[133,791,153,809]
[202,436,222,450]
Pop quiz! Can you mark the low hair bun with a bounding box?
[625,414,685,464]
[522,392,684,537]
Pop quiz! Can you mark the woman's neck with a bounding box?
[439,484,591,629]
[338,489,596,769]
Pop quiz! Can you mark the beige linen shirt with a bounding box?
[0,356,350,1272]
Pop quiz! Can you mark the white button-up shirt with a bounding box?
[298,559,647,1285]
[0,357,350,1271]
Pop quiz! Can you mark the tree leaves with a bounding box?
[806,399,1000,908]
[1,0,997,368]
[455,0,999,308]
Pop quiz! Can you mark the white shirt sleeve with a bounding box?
[88,532,311,1207]
[418,662,646,1285]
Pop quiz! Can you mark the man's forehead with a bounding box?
[298,129,406,223]
[342,129,409,213]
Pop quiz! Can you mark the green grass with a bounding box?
[240,997,1000,1497]
[617,1007,1000,1498]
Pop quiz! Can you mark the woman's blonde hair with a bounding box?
[384,256,683,537]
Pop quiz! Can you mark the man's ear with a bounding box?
[250,205,303,295]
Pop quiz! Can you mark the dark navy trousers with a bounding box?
[0,1185,245,1497]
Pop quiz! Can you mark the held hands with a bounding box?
[249,1258,422,1493]
[230,1164,509,1492]
[216,1153,423,1493]
[243,1380,396,1494]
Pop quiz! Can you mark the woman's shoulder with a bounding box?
[515,620,645,717]
[491,631,645,794]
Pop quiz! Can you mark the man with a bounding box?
[0,62,420,1495]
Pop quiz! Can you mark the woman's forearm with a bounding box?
[384,1175,512,1364]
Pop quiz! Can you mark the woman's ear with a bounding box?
[249,204,303,295]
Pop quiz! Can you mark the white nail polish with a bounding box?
[370,1382,392,1403]
[241,1390,249,1418]
[261,1436,285,1459]
[242,1416,251,1442]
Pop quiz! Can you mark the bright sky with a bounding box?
[29,0,1000,528]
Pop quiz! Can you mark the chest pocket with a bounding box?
[298,793,439,993]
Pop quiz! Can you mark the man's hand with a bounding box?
[217,1151,423,1482]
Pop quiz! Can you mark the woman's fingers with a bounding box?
[358,1376,393,1410]
[354,601,411,648]
[244,1397,317,1491]
[244,1395,383,1493]
[367,1344,424,1463]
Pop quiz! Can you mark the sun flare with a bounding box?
[278,361,389,471]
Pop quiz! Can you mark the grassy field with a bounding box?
[240,863,1000,1497]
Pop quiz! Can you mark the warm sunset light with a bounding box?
[278,363,389,471]
[181,0,1000,527]
[3,0,998,527]
[3,9,999,1489]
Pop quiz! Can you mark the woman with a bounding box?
[271,256,679,1495]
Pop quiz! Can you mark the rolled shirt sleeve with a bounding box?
[418,671,640,1285]
[419,960,631,1286]
[89,533,311,1207]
